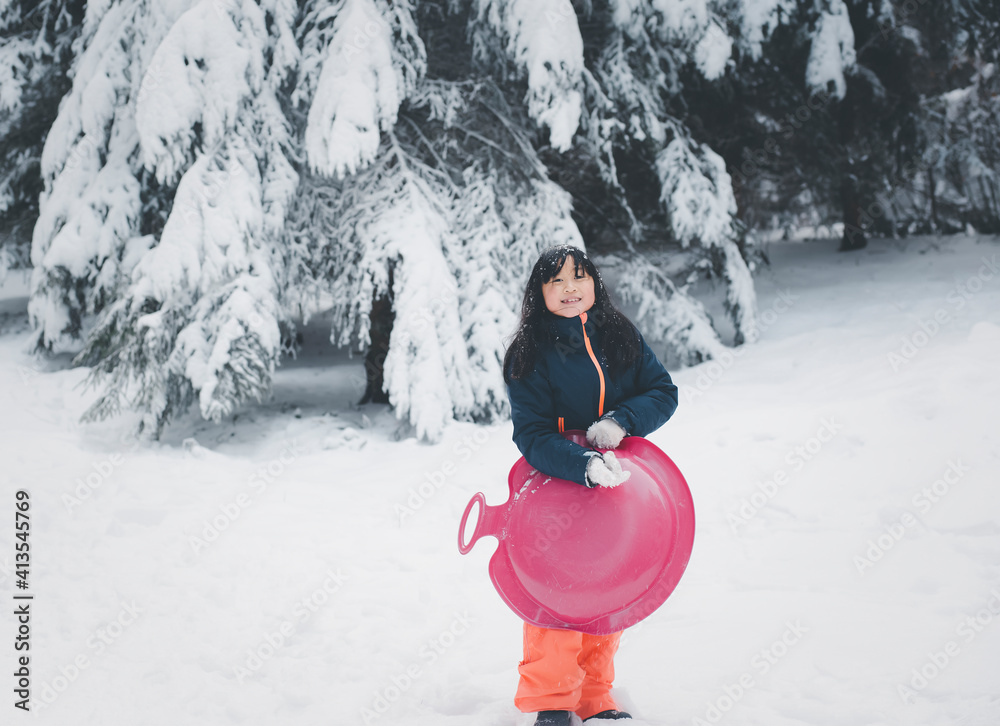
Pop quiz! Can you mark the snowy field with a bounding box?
[2,234,999,726]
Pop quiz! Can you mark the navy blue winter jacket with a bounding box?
[505,309,679,487]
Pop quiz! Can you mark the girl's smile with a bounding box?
[542,258,596,318]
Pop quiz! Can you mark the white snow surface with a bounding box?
[2,234,1000,725]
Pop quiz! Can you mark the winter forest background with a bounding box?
[2,0,998,439]
[2,3,1000,726]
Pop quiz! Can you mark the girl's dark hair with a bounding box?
[503,245,643,383]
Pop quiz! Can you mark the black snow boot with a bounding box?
[534,710,573,726]
[584,710,632,721]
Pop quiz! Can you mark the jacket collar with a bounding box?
[544,308,600,340]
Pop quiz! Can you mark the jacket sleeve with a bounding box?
[506,367,597,487]
[606,335,679,438]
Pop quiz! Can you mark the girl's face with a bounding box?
[542,257,595,318]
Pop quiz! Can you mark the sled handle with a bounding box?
[458,492,487,555]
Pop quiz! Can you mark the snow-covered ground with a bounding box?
[2,234,999,726]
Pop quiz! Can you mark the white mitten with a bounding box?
[585,451,631,488]
[586,415,626,449]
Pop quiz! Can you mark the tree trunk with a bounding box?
[928,166,939,232]
[360,276,394,405]
[839,170,868,251]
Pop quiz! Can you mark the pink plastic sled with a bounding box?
[458,431,695,635]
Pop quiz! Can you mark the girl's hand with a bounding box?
[587,415,626,449]
[585,452,631,488]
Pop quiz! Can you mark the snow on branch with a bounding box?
[715,237,760,345]
[131,137,263,304]
[648,0,709,40]
[0,37,32,114]
[806,0,856,100]
[173,270,282,425]
[27,0,196,354]
[472,0,585,151]
[135,0,266,185]
[655,132,759,344]
[737,0,796,60]
[300,0,425,178]
[656,133,737,249]
[598,252,728,366]
[446,165,585,420]
[380,215,474,440]
[611,0,731,80]
[352,146,474,440]
[590,29,667,147]
[76,135,283,434]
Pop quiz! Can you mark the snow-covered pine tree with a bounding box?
[910,1,1000,233]
[22,0,917,439]
[920,65,1000,234]
[71,0,300,436]
[25,0,587,441]
[655,127,759,344]
[409,79,587,421]
[0,0,85,279]
[279,68,584,438]
[285,0,482,442]
[26,0,199,355]
[266,0,594,440]
[687,0,947,247]
[296,0,425,178]
[469,0,585,153]
[478,0,764,349]
[810,0,1000,239]
[593,250,728,366]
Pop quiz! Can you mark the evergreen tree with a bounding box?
[70,0,300,435]
[690,0,998,244]
[477,0,771,347]
[22,0,772,438]
[908,0,1000,233]
[26,0,198,354]
[14,0,995,441]
[0,0,85,279]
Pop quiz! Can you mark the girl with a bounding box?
[503,245,679,725]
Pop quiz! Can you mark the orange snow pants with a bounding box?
[514,622,622,719]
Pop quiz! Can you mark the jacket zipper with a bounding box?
[579,312,605,418]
